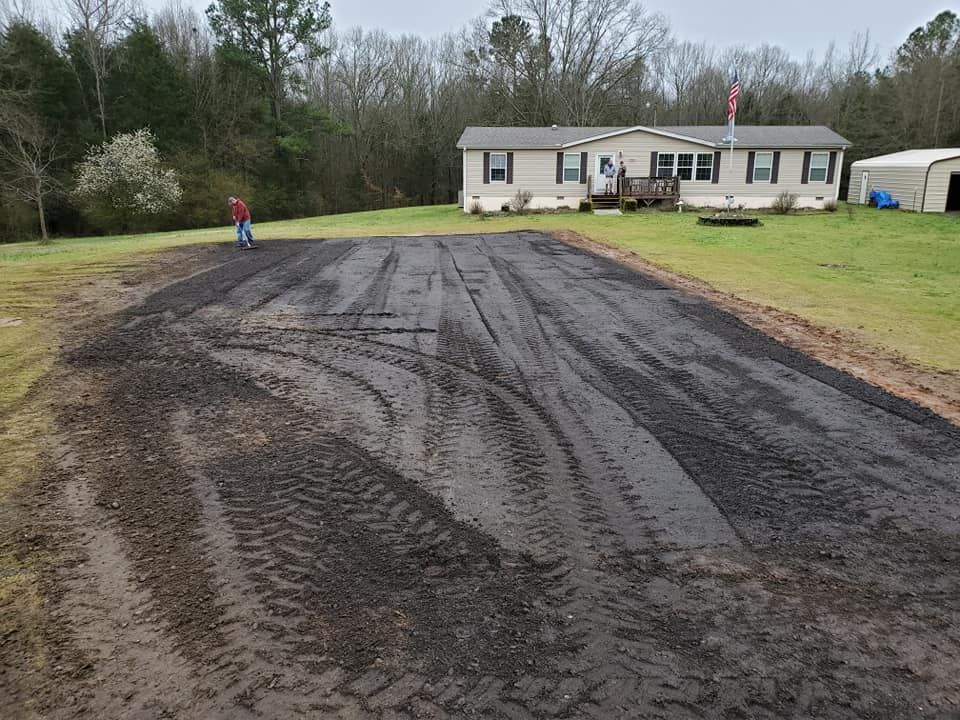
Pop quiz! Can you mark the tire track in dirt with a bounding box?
[454,243,745,714]
[491,246,861,539]
[193,251,733,714]
[489,236,960,586]
[168,360,573,717]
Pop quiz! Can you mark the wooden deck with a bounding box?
[590,176,680,209]
[620,176,679,203]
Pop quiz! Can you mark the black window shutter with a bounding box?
[745,152,756,184]
[649,152,658,178]
[483,152,490,184]
[826,151,837,184]
[711,151,721,183]
[579,152,587,183]
[556,152,563,184]
[771,152,781,184]
[801,151,811,184]
[506,152,514,184]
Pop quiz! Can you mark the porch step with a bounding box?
[590,194,620,209]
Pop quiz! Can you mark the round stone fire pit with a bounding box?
[698,213,760,227]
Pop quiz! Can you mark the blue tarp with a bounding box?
[869,189,900,209]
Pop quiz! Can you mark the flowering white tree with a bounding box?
[74,128,182,228]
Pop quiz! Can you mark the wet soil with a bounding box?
[3,233,960,719]
[553,230,960,426]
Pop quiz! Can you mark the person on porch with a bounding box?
[618,160,627,194]
[603,157,616,194]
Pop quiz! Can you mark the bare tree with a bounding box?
[658,40,713,124]
[490,0,669,124]
[0,101,61,242]
[62,0,128,138]
[3,0,62,39]
[152,0,203,64]
[0,0,36,29]
[152,3,219,157]
[330,28,396,198]
[846,31,879,77]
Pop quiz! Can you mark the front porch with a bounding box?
[589,176,680,209]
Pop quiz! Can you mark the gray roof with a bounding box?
[457,126,626,148]
[851,148,960,168]
[457,125,851,150]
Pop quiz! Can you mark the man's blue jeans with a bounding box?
[236,220,253,245]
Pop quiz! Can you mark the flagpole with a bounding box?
[729,115,735,169]
[727,69,740,170]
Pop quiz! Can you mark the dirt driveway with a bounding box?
[4,232,960,719]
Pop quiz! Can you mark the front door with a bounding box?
[947,173,960,211]
[595,153,615,193]
[859,171,870,204]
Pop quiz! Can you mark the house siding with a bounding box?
[462,129,841,212]
[465,149,587,210]
[923,157,960,212]
[848,162,927,211]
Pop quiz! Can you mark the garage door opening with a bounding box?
[947,173,960,211]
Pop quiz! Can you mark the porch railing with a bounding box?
[619,176,679,198]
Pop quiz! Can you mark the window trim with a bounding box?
[563,152,581,183]
[753,152,774,183]
[656,152,676,178]
[676,152,695,181]
[656,151,714,181]
[489,152,507,183]
[694,152,714,182]
[808,152,829,183]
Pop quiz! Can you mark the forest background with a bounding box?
[0,0,957,239]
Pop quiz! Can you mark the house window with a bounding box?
[677,153,694,181]
[657,153,675,178]
[696,153,714,181]
[753,152,773,182]
[808,152,829,182]
[563,153,581,182]
[489,153,507,182]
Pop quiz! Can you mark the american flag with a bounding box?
[728,70,742,121]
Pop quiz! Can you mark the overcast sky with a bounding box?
[35,0,949,61]
[323,0,944,60]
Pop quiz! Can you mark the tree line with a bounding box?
[0,0,958,241]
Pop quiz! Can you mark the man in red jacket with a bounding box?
[228,196,256,248]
